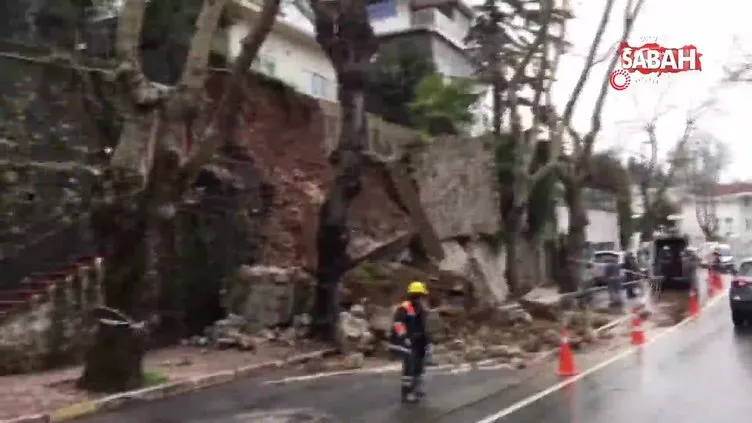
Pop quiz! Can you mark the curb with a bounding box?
[2,348,338,423]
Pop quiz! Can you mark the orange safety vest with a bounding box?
[392,301,415,336]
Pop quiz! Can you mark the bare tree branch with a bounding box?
[107,0,163,189]
[229,0,282,79]
[578,0,646,168]
[570,39,621,67]
[115,0,146,68]
[540,0,569,166]
[560,0,616,130]
[507,0,552,140]
[181,0,282,183]
[723,47,752,83]
[179,0,232,98]
[114,0,163,106]
[526,1,559,184]
[684,132,729,239]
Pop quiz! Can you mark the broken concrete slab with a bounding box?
[517,287,563,321]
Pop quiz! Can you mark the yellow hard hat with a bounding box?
[407,281,428,295]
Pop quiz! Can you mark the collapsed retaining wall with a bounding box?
[319,100,514,301]
[0,71,524,371]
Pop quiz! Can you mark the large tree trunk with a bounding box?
[79,189,151,391]
[639,207,655,242]
[491,79,503,135]
[310,0,377,340]
[504,206,526,296]
[78,94,191,390]
[561,183,587,293]
[312,77,368,339]
[77,0,276,390]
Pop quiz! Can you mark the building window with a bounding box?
[252,55,276,76]
[746,218,752,231]
[306,71,330,99]
[367,0,397,20]
[744,196,751,207]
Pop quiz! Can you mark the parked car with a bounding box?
[730,257,752,326]
[587,250,626,286]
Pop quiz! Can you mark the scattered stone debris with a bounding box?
[183,311,312,352]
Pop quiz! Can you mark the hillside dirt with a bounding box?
[205,74,411,271]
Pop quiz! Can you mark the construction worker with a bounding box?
[388,281,433,403]
[622,252,640,300]
[711,246,722,271]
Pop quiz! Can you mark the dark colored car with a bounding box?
[730,259,752,326]
[653,234,691,289]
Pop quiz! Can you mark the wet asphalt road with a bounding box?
[453,293,752,423]
[74,282,745,423]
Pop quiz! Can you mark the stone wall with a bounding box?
[413,136,501,239]
[0,45,98,288]
[318,101,501,241]
[0,260,103,374]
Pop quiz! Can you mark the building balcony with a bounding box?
[366,0,468,50]
[409,8,468,48]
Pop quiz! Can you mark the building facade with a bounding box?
[224,0,338,102]
[556,187,620,251]
[678,182,752,247]
[224,0,477,105]
[367,0,476,79]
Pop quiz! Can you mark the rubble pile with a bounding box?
[183,260,621,372]
[183,312,312,351]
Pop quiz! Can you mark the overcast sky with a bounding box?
[554,0,752,182]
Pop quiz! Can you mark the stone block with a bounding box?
[222,265,315,328]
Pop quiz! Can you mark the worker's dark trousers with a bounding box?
[625,279,638,299]
[401,345,426,398]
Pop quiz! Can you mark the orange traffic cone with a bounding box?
[712,271,723,292]
[689,289,700,318]
[630,306,645,346]
[556,328,578,377]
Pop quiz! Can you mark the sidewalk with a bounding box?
[0,342,333,421]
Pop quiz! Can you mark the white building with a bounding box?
[224,0,477,104]
[225,0,338,102]
[367,0,476,79]
[678,182,752,246]
[555,187,620,250]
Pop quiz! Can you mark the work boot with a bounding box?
[402,391,418,403]
[414,377,425,398]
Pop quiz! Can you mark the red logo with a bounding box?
[609,69,630,91]
[610,42,702,91]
